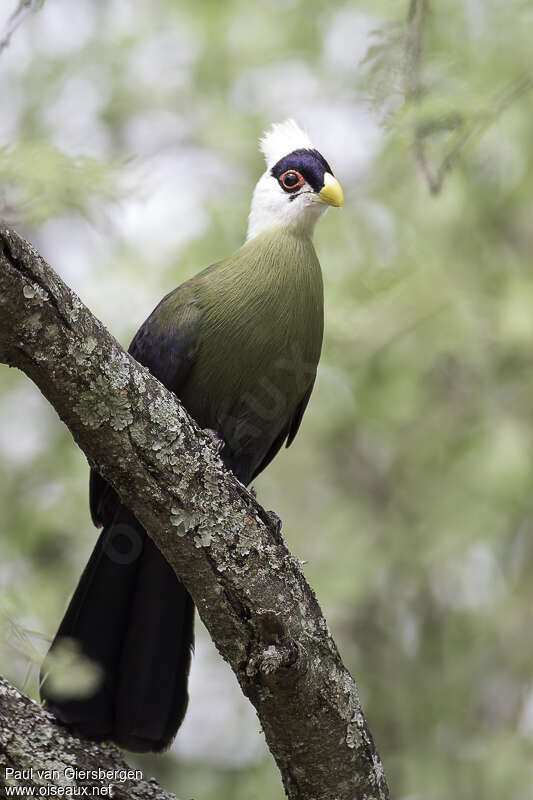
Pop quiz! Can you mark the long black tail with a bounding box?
[40,508,194,752]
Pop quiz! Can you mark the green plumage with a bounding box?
[41,127,336,751]
[41,224,325,752]
[133,226,324,482]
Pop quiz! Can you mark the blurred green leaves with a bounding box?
[41,637,103,701]
[0,141,121,224]
[1,0,533,798]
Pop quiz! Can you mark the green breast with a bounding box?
[181,228,324,438]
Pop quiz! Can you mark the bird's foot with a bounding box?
[203,428,225,454]
[267,509,282,534]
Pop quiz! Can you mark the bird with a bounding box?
[40,119,344,753]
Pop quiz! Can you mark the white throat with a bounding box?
[246,171,327,241]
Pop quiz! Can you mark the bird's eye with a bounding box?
[279,170,305,192]
[283,172,300,187]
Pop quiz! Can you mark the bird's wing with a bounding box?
[90,285,202,527]
[285,378,315,448]
[248,378,316,482]
[127,286,201,392]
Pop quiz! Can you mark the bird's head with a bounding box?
[247,119,344,241]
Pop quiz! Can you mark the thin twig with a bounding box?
[0,0,43,56]
[426,74,533,194]
[404,0,533,194]
[405,0,427,102]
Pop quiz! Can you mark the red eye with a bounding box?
[280,170,305,191]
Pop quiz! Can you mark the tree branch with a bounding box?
[0,676,178,799]
[404,0,533,195]
[0,224,389,800]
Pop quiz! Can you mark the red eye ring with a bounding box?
[279,169,305,191]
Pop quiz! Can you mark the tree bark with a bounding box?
[0,676,179,799]
[0,225,389,800]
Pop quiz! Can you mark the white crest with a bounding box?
[259,119,314,169]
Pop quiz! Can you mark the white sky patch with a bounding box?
[41,73,112,158]
[123,110,189,156]
[174,624,266,766]
[33,0,96,57]
[430,542,505,611]
[464,0,488,38]
[109,148,232,265]
[33,210,183,342]
[124,27,202,92]
[0,387,54,466]
[360,201,398,268]
[103,0,139,37]
[322,10,381,75]
[0,10,32,74]
[475,124,526,190]
[231,60,321,115]
[34,216,110,291]
[0,80,24,144]
[305,103,383,182]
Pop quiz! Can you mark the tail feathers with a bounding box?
[41,509,194,752]
[115,530,194,750]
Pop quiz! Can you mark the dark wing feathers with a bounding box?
[89,470,119,527]
[90,287,201,527]
[91,280,316,519]
[248,378,316,482]
[286,378,315,449]
[128,288,200,393]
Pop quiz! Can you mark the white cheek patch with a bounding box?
[247,174,326,240]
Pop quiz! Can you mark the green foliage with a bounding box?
[0,142,121,223]
[1,0,533,798]
[41,637,103,701]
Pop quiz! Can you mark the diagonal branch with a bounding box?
[0,224,389,800]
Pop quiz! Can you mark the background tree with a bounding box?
[1,1,532,798]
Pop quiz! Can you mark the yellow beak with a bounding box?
[319,173,344,207]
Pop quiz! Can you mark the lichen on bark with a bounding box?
[0,677,179,800]
[0,224,389,800]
